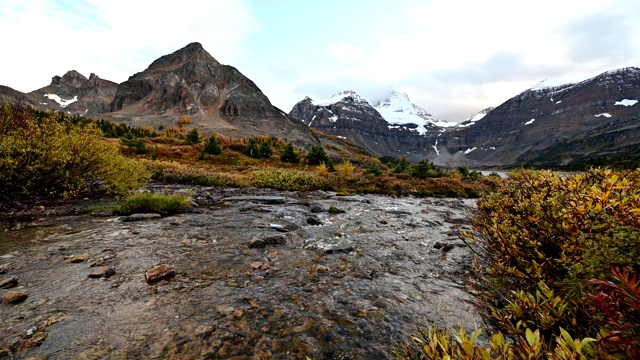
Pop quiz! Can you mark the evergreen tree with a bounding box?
[151,145,159,161]
[185,128,200,145]
[243,138,262,158]
[203,135,222,156]
[364,161,384,176]
[259,141,273,158]
[280,143,299,163]
[306,145,330,165]
[394,156,409,173]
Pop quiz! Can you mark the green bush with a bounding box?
[116,192,190,215]
[0,102,149,203]
[306,145,330,166]
[250,168,326,191]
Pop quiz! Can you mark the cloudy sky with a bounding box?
[2,0,639,121]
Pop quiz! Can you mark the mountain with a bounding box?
[30,70,119,114]
[292,68,640,168]
[289,90,445,159]
[442,67,640,168]
[0,70,118,115]
[374,91,456,131]
[0,43,318,148]
[109,42,316,146]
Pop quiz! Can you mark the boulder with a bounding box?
[2,291,29,304]
[88,266,115,278]
[0,276,18,289]
[144,264,175,283]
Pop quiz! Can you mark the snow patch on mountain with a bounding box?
[595,113,612,118]
[457,107,494,128]
[614,99,638,106]
[44,94,78,108]
[524,119,535,125]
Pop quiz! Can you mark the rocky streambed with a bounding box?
[0,186,486,359]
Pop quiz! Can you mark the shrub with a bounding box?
[473,168,640,345]
[0,102,149,203]
[395,323,595,359]
[336,161,356,177]
[178,115,192,125]
[142,160,244,187]
[116,192,190,215]
[588,268,640,358]
[250,168,326,191]
[120,133,148,154]
[280,143,299,163]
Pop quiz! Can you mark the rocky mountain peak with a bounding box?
[50,70,89,88]
[146,41,220,71]
[312,90,370,106]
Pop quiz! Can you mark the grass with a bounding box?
[116,192,191,216]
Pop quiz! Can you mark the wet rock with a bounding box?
[0,276,18,289]
[267,221,299,233]
[306,216,323,226]
[250,262,269,271]
[34,205,45,211]
[91,210,113,217]
[247,238,266,249]
[122,213,161,222]
[65,254,89,263]
[309,202,325,213]
[195,325,215,339]
[2,291,29,304]
[0,264,8,274]
[144,264,175,283]
[328,205,345,214]
[88,266,115,278]
[222,196,298,204]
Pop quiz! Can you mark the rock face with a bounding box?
[0,186,484,359]
[109,42,317,147]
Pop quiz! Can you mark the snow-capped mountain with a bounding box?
[374,91,456,134]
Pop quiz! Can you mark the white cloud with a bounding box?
[0,0,258,92]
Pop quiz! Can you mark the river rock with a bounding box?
[123,213,161,222]
[88,266,115,278]
[2,291,29,304]
[65,254,89,263]
[247,238,266,249]
[306,216,322,226]
[144,264,175,283]
[0,276,18,289]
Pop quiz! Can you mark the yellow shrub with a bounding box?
[0,103,149,202]
[336,161,356,177]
